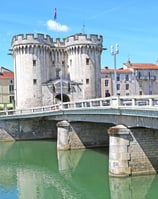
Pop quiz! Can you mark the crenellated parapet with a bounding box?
[65,33,102,45]
[12,33,54,55]
[12,33,53,46]
[64,33,103,54]
[11,33,103,53]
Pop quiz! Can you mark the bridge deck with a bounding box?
[1,95,158,128]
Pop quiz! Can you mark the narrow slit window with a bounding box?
[33,79,37,85]
[86,79,89,84]
[86,58,90,65]
[33,60,36,66]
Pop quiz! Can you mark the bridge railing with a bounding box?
[62,95,158,109]
[1,95,158,117]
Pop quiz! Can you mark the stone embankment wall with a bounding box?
[0,118,57,141]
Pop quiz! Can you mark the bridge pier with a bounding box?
[57,120,110,150]
[57,121,71,150]
[108,125,157,177]
[57,120,86,150]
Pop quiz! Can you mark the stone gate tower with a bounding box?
[11,33,103,109]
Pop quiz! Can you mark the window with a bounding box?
[138,71,141,78]
[70,59,72,66]
[126,84,129,90]
[105,90,110,97]
[105,80,109,86]
[139,91,142,95]
[9,85,14,93]
[126,74,129,81]
[56,70,60,79]
[86,58,90,65]
[33,79,37,85]
[33,60,36,66]
[86,79,89,84]
[9,96,14,103]
[117,84,120,90]
[117,75,120,81]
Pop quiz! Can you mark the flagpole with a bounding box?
[54,8,57,20]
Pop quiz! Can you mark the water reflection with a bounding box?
[109,175,156,199]
[0,141,158,199]
[0,141,109,199]
[57,148,110,198]
[57,149,85,173]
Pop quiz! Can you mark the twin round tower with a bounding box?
[11,33,103,109]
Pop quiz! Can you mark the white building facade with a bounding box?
[101,60,158,97]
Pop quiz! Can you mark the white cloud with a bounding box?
[46,20,69,32]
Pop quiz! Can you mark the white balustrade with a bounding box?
[0,95,158,117]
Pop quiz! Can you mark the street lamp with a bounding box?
[59,68,63,108]
[148,71,151,95]
[110,44,119,96]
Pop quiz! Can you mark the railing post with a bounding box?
[148,98,153,107]
[100,99,103,106]
[117,95,120,106]
[132,98,135,106]
[111,96,120,107]
[89,101,92,107]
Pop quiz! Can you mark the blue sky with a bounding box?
[0,0,158,70]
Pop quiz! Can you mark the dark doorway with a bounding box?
[55,94,70,102]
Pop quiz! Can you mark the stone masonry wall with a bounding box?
[108,125,158,177]
[57,121,111,150]
[0,118,57,141]
[129,127,158,175]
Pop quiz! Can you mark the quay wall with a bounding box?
[0,118,57,141]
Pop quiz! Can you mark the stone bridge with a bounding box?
[1,95,158,177]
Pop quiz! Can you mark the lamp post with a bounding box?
[148,71,151,95]
[60,68,63,108]
[134,70,137,95]
[110,44,119,96]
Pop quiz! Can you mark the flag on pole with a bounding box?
[54,8,57,20]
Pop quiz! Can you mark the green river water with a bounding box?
[0,140,158,199]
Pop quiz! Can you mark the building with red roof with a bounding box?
[101,60,158,97]
[0,67,14,109]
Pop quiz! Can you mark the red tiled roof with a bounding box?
[117,68,132,73]
[0,71,14,79]
[129,63,158,70]
[101,68,132,73]
[101,69,113,73]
